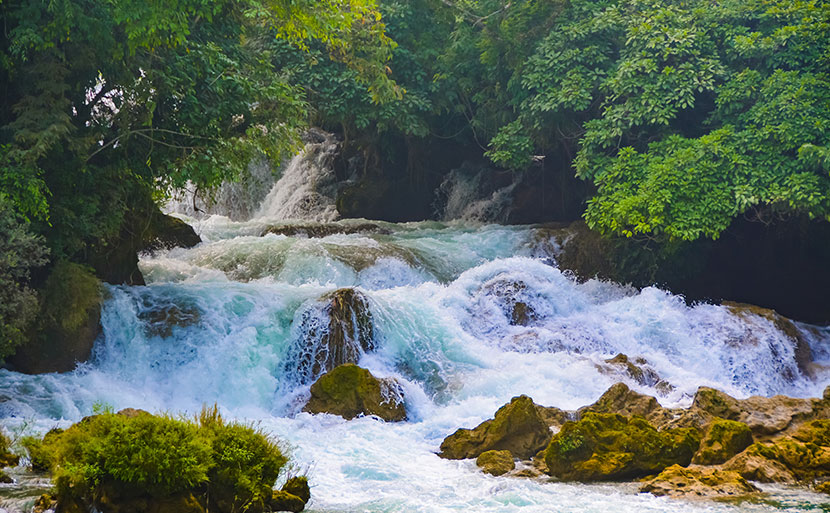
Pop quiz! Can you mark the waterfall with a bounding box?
[436,164,518,222]
[1,219,828,513]
[254,129,340,222]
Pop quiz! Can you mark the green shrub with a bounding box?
[29,406,293,512]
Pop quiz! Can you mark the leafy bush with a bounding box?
[0,194,49,362]
[30,407,291,512]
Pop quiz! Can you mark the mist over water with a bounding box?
[2,152,830,512]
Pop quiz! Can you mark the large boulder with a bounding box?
[578,382,695,430]
[692,419,754,465]
[439,395,556,460]
[640,464,760,498]
[291,288,375,382]
[722,421,830,483]
[543,412,701,481]
[303,364,406,422]
[476,450,515,476]
[142,213,201,252]
[7,262,102,374]
[691,386,828,437]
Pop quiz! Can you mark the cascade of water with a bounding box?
[254,129,340,222]
[2,220,829,513]
[436,165,518,222]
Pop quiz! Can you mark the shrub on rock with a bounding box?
[544,412,701,481]
[25,406,306,513]
[304,364,406,421]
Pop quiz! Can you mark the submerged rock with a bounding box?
[291,288,375,382]
[7,261,102,374]
[476,450,515,476]
[479,277,538,327]
[597,354,673,392]
[261,222,391,238]
[692,419,754,465]
[439,395,557,460]
[303,364,406,421]
[640,464,760,498]
[544,412,701,481]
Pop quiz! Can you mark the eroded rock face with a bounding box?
[543,412,701,481]
[692,419,754,465]
[303,364,406,422]
[439,395,558,460]
[290,288,375,383]
[476,450,515,476]
[640,464,760,498]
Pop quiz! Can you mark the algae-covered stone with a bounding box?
[692,419,753,465]
[281,476,311,504]
[0,470,12,483]
[816,481,830,494]
[271,490,306,512]
[544,412,701,481]
[439,395,552,460]
[640,464,760,498]
[476,450,515,476]
[304,364,406,421]
[724,437,830,483]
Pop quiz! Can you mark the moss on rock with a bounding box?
[544,412,701,481]
[439,395,554,460]
[303,364,406,421]
[476,450,515,476]
[693,419,754,465]
[640,464,760,498]
[7,261,102,374]
[281,476,311,504]
[270,490,306,512]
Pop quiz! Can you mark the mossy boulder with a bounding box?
[28,406,299,513]
[303,364,406,421]
[692,419,754,465]
[0,470,12,483]
[816,481,830,494]
[476,450,515,476]
[439,395,554,460]
[293,288,375,382]
[0,430,19,468]
[8,261,102,374]
[640,464,760,498]
[270,490,306,512]
[691,386,825,437]
[141,213,201,252]
[280,476,311,504]
[544,412,701,481]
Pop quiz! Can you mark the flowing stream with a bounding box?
[2,179,830,512]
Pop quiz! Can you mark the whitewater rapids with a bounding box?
[1,216,829,512]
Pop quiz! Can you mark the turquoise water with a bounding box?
[1,217,828,512]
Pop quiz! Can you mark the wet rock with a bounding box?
[481,278,538,327]
[721,448,798,483]
[816,481,830,494]
[691,386,827,437]
[303,364,406,421]
[270,490,306,512]
[724,302,814,378]
[640,464,760,498]
[261,222,391,238]
[476,450,515,476]
[7,261,102,374]
[578,383,684,429]
[543,412,701,481]
[142,213,201,252]
[598,354,670,390]
[32,494,56,513]
[292,288,375,381]
[96,484,206,513]
[138,299,201,338]
[0,470,12,483]
[439,395,554,460]
[281,476,311,504]
[692,419,754,465]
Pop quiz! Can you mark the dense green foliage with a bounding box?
[26,407,290,512]
[0,195,48,360]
